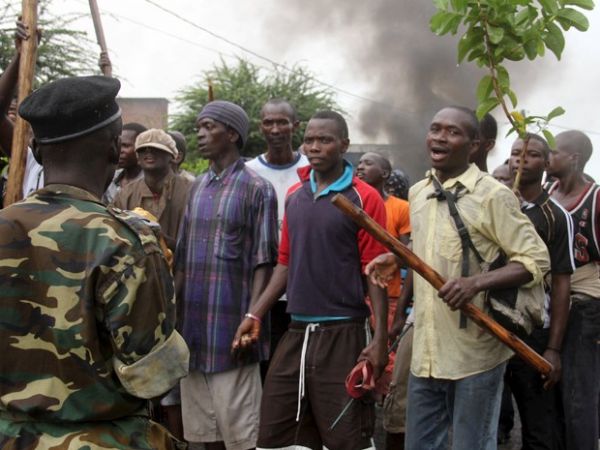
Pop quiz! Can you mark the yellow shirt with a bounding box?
[409,164,550,379]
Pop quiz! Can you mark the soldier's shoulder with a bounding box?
[106,206,162,255]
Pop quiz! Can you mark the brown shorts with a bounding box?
[257,319,375,450]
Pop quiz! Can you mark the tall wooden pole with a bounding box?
[5,0,38,207]
[89,0,111,77]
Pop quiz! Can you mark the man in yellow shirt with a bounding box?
[367,106,549,450]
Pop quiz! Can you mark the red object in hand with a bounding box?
[345,360,376,399]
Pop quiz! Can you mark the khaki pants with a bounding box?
[383,325,414,433]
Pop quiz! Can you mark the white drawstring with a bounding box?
[296,323,318,422]
[364,319,372,345]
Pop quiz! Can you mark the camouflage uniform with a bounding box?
[0,184,189,449]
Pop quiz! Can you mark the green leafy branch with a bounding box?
[431,0,593,189]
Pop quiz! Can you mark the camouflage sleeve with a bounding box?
[100,218,189,399]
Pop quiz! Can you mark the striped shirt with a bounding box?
[175,158,278,373]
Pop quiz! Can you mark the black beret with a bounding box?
[19,76,121,144]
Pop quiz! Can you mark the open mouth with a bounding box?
[430,147,449,162]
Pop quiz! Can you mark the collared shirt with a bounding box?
[103,168,144,204]
[112,170,193,251]
[279,162,387,319]
[410,164,549,379]
[175,158,278,373]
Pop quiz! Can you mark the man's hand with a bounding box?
[15,20,29,52]
[231,317,261,354]
[358,339,388,380]
[541,349,561,390]
[438,276,481,310]
[98,51,112,75]
[365,253,400,288]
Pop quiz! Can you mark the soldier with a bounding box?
[0,76,189,449]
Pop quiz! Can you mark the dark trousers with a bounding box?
[506,328,565,450]
[561,297,600,450]
[258,319,374,450]
[498,382,514,435]
[260,301,290,381]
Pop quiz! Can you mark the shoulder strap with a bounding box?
[431,178,479,329]
[431,178,484,266]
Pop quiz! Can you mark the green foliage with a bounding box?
[0,0,98,87]
[169,58,341,161]
[180,157,209,175]
[430,0,593,141]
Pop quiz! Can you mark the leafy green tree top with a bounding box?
[431,0,594,142]
[170,58,341,163]
[430,0,594,188]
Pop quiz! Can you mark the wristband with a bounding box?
[546,346,561,353]
[245,312,261,323]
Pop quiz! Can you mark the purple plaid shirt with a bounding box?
[175,159,278,373]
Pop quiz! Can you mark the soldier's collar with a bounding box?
[37,184,103,204]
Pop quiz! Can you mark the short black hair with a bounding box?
[556,130,593,167]
[122,122,147,137]
[442,106,480,140]
[525,133,551,160]
[262,98,298,122]
[479,113,497,140]
[364,151,392,174]
[168,131,187,158]
[310,110,348,139]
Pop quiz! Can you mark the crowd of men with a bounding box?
[0,20,599,450]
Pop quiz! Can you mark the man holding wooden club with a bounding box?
[366,106,549,450]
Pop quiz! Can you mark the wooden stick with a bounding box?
[331,193,553,377]
[5,0,38,207]
[208,79,214,102]
[89,0,111,77]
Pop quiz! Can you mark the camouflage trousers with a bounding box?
[0,414,186,450]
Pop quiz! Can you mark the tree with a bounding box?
[0,0,98,86]
[430,0,594,188]
[170,58,342,166]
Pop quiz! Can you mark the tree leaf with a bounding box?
[562,0,595,11]
[524,39,538,59]
[476,97,500,119]
[543,22,565,59]
[477,75,494,103]
[538,0,560,14]
[547,106,566,120]
[542,129,557,149]
[508,90,518,108]
[451,0,469,13]
[557,7,590,31]
[433,0,450,9]
[458,31,484,63]
[496,65,510,92]
[536,38,546,56]
[430,10,453,34]
[487,25,505,44]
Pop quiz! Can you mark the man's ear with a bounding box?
[484,139,496,153]
[109,135,121,164]
[340,138,350,154]
[31,138,42,165]
[228,129,240,145]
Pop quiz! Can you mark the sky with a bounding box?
[9,0,600,179]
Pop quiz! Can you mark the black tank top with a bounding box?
[548,181,600,267]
